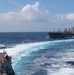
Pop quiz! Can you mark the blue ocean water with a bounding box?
[0,32,74,75]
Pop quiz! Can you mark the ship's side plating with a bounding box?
[48,32,64,38]
[0,52,15,75]
[48,32,74,38]
[48,27,74,39]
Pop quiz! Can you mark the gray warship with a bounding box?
[0,51,15,75]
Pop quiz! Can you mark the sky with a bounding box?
[0,0,74,32]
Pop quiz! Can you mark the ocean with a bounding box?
[0,32,74,75]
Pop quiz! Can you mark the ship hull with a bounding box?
[48,32,74,38]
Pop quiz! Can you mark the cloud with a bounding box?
[0,2,74,32]
[44,13,74,31]
[66,13,74,21]
[0,2,49,24]
[21,2,49,22]
[22,2,39,12]
[51,13,74,23]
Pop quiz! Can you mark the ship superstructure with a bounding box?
[0,51,15,75]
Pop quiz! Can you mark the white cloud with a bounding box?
[0,2,74,32]
[66,13,74,21]
[20,2,49,22]
[0,2,49,23]
[22,2,39,12]
[52,13,74,22]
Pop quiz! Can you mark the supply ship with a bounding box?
[48,27,74,39]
